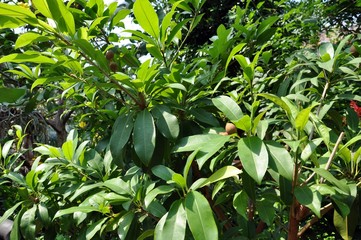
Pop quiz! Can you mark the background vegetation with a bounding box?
[0,0,361,239]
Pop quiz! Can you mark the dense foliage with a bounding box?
[0,0,361,239]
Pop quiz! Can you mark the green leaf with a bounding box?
[294,186,321,218]
[258,93,292,118]
[256,16,279,38]
[172,173,187,190]
[48,0,75,35]
[196,166,242,189]
[319,42,334,60]
[73,39,108,71]
[86,218,107,240]
[38,203,50,226]
[0,52,55,64]
[104,178,131,195]
[133,0,160,39]
[155,200,186,240]
[152,105,179,139]
[144,185,174,208]
[311,168,350,194]
[238,136,269,184]
[233,190,248,218]
[15,32,51,49]
[333,197,359,240]
[300,138,323,162]
[62,140,74,161]
[175,134,230,169]
[0,3,37,19]
[0,201,23,224]
[234,115,252,132]
[225,43,247,74]
[266,141,294,180]
[54,206,101,219]
[70,182,104,202]
[134,109,156,166]
[117,212,134,239]
[110,113,134,159]
[212,95,243,121]
[20,205,37,239]
[295,104,317,132]
[32,0,52,18]
[185,191,218,240]
[152,165,176,181]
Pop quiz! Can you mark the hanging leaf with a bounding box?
[20,205,37,239]
[238,136,269,184]
[212,95,243,121]
[266,141,294,181]
[294,186,321,218]
[133,0,160,39]
[134,109,156,166]
[110,113,134,159]
[117,212,135,239]
[185,191,218,240]
[154,200,186,240]
[152,105,179,140]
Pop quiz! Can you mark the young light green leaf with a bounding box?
[196,166,241,189]
[212,95,243,121]
[155,200,186,240]
[238,136,269,185]
[134,109,156,166]
[295,104,318,132]
[185,191,218,240]
[0,53,55,64]
[15,32,51,49]
[133,0,160,39]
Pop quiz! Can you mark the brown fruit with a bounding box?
[225,122,237,135]
[351,45,359,57]
[106,50,114,60]
[109,62,118,72]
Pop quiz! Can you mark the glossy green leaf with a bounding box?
[38,203,51,226]
[185,191,218,240]
[257,16,279,38]
[20,205,37,239]
[32,0,52,18]
[196,166,242,189]
[295,105,317,132]
[294,186,321,218]
[0,52,55,64]
[172,173,187,190]
[233,190,248,218]
[62,140,74,161]
[0,3,37,19]
[234,115,252,132]
[117,212,134,239]
[152,105,179,139]
[266,141,294,180]
[133,0,160,39]
[144,185,174,208]
[0,201,23,224]
[319,42,334,60]
[104,178,131,195]
[73,39,108,71]
[212,95,243,121]
[48,0,75,35]
[54,206,101,218]
[225,43,247,74]
[86,218,107,240]
[15,32,51,49]
[110,113,134,159]
[258,93,292,118]
[152,165,176,181]
[70,182,104,202]
[155,200,186,240]
[312,168,350,194]
[134,109,156,166]
[333,197,359,240]
[174,134,228,152]
[256,198,275,225]
[300,138,323,162]
[238,136,269,184]
[2,140,14,160]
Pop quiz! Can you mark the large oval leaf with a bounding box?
[152,105,179,140]
[134,109,156,166]
[185,191,218,240]
[110,113,134,159]
[294,186,321,218]
[155,200,186,240]
[133,0,160,39]
[212,95,243,121]
[238,136,269,184]
[266,141,294,180]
